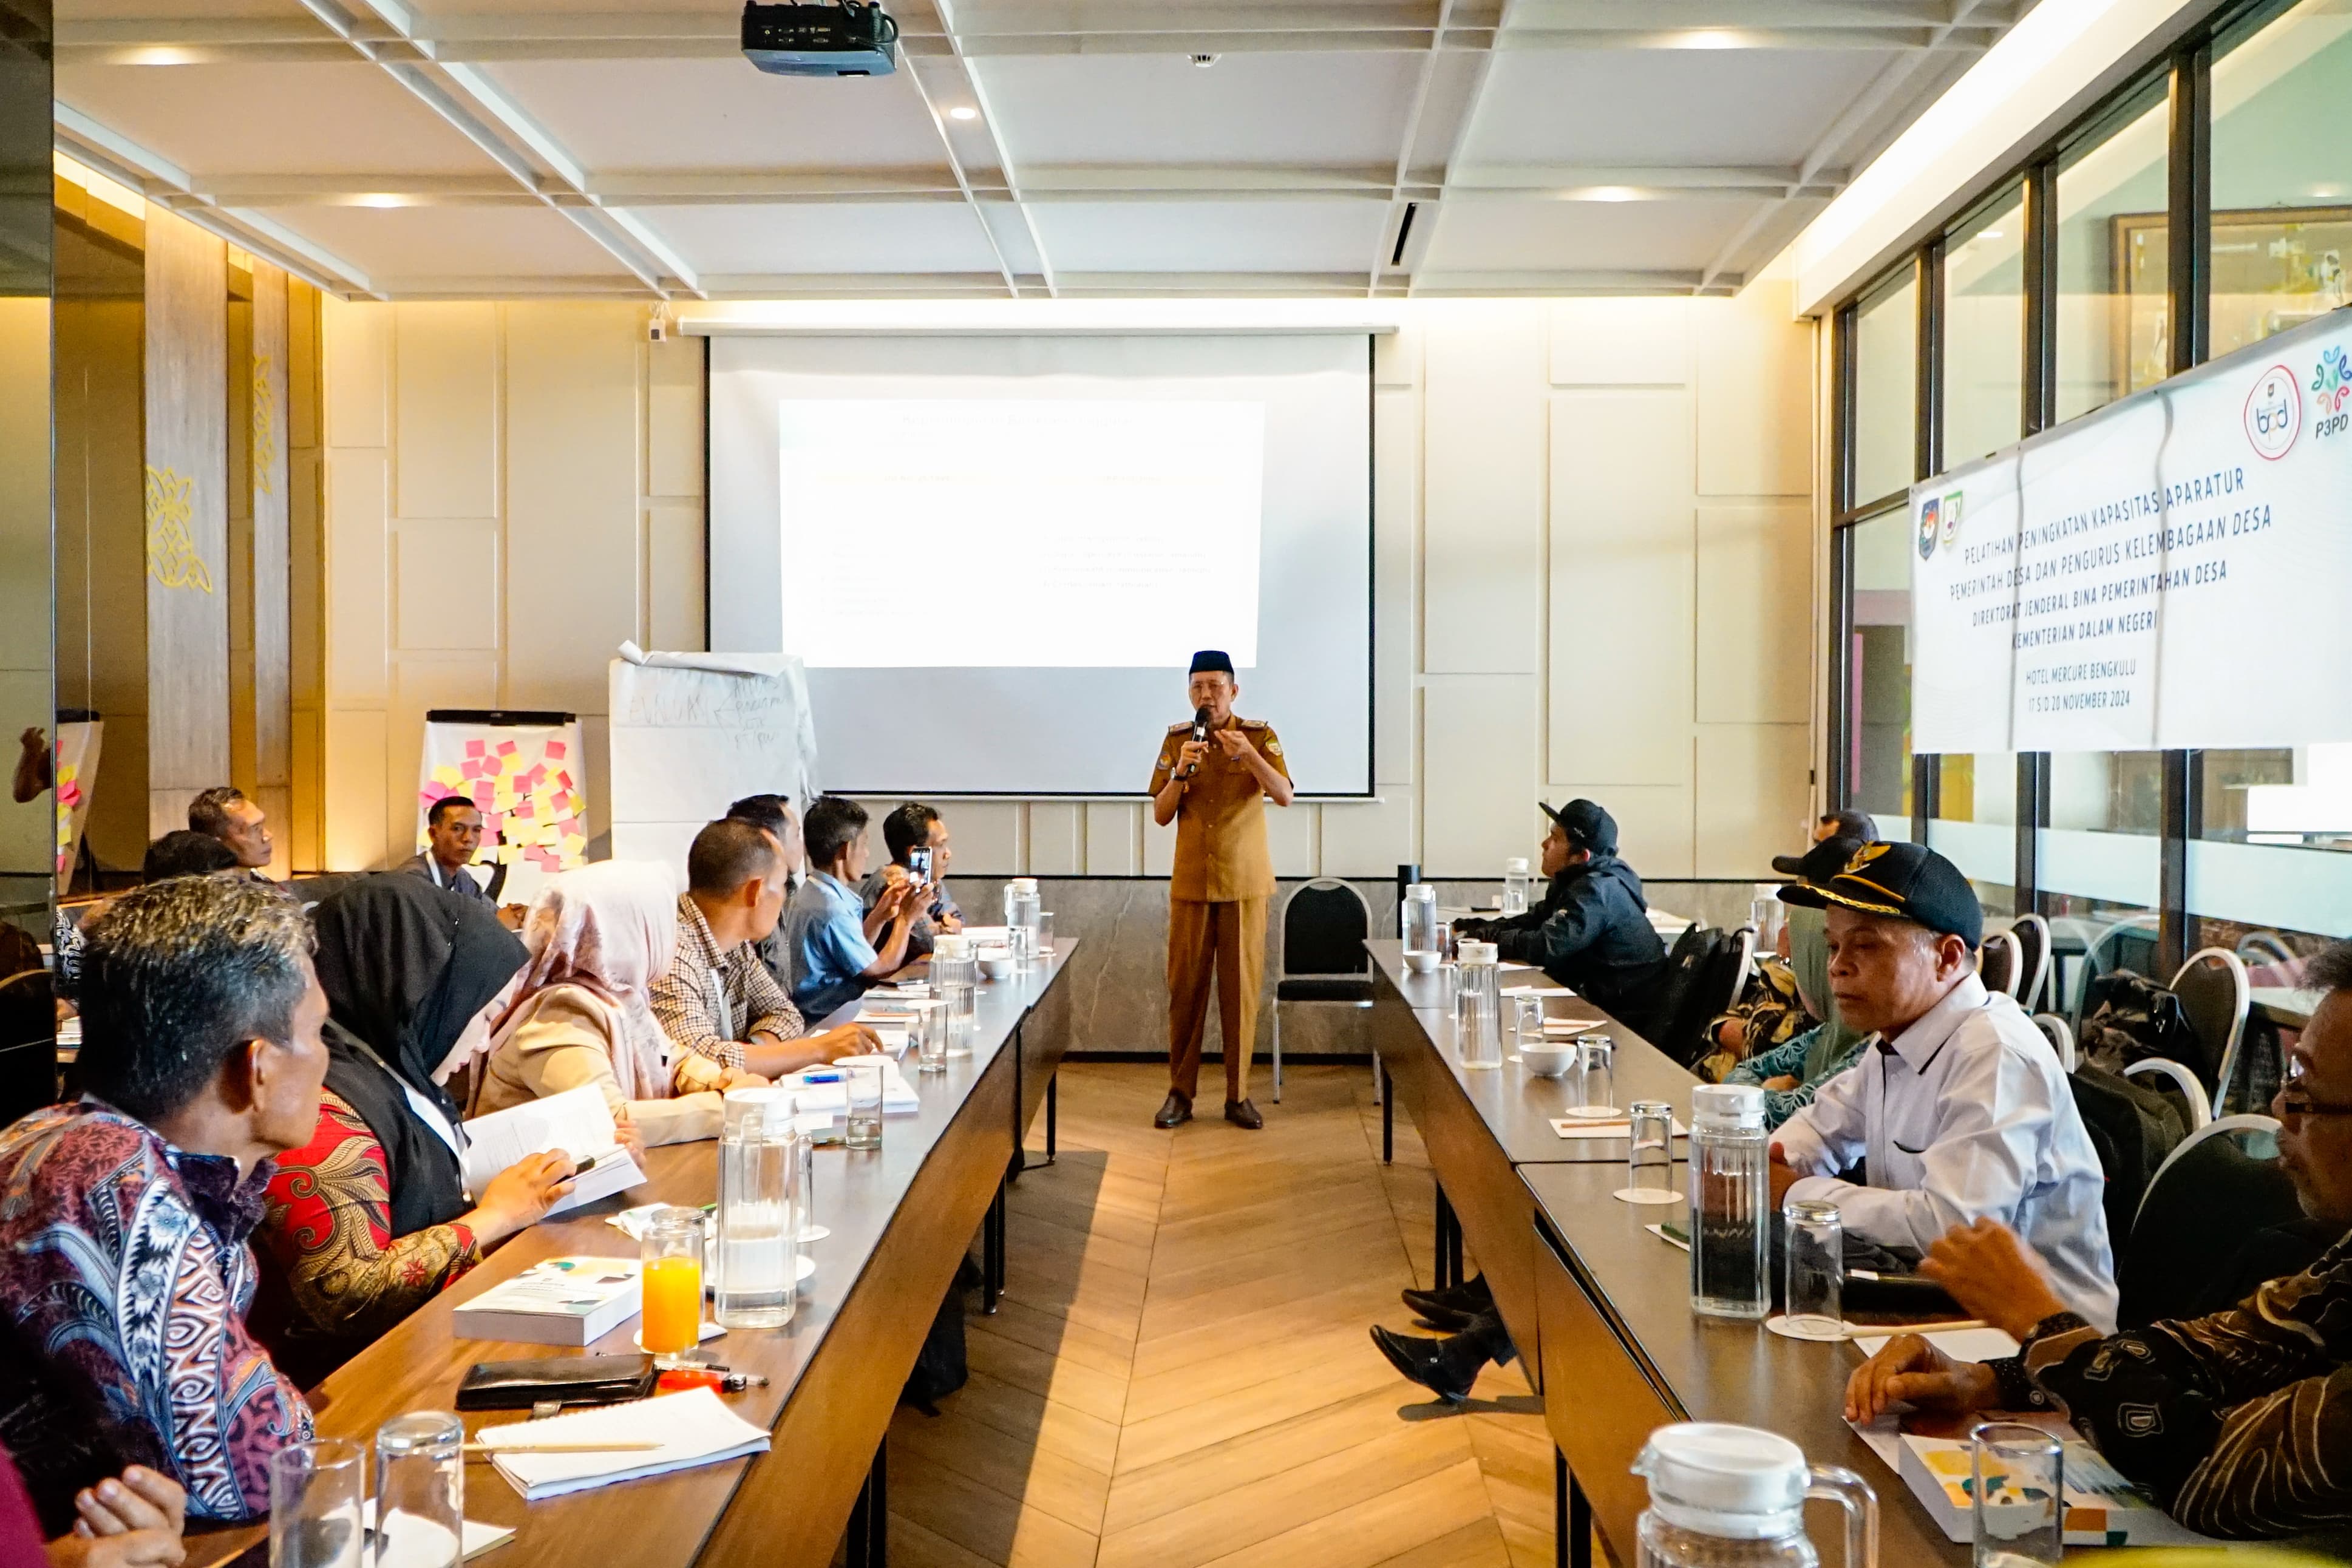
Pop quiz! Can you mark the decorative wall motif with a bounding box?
[252,352,277,497]
[143,463,214,592]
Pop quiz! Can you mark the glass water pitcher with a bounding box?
[1455,940,1502,1070]
[1632,1423,1877,1568]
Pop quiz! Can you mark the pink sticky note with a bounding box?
[466,739,486,759]
[497,739,518,756]
[419,785,448,806]
[551,770,574,792]
[460,761,483,781]
[545,740,567,760]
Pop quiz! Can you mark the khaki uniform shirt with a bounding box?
[1150,716,1291,902]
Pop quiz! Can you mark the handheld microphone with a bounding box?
[1184,705,1209,777]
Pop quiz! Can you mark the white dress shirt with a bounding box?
[1775,972,2118,1332]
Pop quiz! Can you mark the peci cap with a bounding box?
[1770,833,1864,880]
[1188,650,1234,677]
[1778,839,1983,949]
[1540,799,1617,857]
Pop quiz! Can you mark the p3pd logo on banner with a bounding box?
[2245,364,2300,460]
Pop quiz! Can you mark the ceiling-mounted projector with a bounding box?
[743,1,899,76]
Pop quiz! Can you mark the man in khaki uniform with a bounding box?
[1149,650,1294,1129]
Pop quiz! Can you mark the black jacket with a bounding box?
[1482,855,1670,1036]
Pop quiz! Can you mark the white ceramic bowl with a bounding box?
[1520,1043,1576,1079]
[1402,949,1441,974]
[978,951,1015,981]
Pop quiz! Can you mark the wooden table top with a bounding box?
[1366,940,1699,1166]
[189,942,1079,1567]
[1521,1161,1971,1564]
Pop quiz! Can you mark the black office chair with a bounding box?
[2009,913,2053,1013]
[0,970,59,1129]
[1271,879,1375,1105]
[1977,930,2021,999]
[2119,1115,2294,1328]
[1658,926,1747,1068]
[2170,947,2252,1110]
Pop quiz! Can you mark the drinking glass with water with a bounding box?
[269,1439,364,1568]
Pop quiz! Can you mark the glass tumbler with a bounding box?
[1036,911,1054,961]
[916,1001,947,1075]
[269,1439,364,1568]
[1509,994,1545,1051]
[1621,1100,1681,1203]
[373,1413,463,1568]
[845,1060,886,1150]
[1970,1421,2064,1568]
[1780,1197,1845,1341]
[792,1121,827,1242]
[1568,1035,1616,1118]
[639,1204,705,1366]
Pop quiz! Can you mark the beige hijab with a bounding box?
[491,861,679,1101]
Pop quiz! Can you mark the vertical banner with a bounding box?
[416,711,586,906]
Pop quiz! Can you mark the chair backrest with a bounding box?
[1659,928,1750,1068]
[2170,946,2251,1100]
[1977,930,2021,999]
[2236,931,2299,973]
[2033,1011,2077,1072]
[0,970,58,1128]
[2123,1056,2213,1131]
[1279,879,1372,980]
[1721,926,1757,1017]
[2009,913,2052,1013]
[2122,1114,2294,1327]
[2074,912,2164,1020]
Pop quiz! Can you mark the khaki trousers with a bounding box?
[1166,896,1268,1103]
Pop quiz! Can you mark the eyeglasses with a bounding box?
[2276,1073,2352,1119]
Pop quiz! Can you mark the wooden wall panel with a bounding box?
[142,209,229,840]
[250,263,293,869]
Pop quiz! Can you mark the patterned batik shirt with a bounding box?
[2019,1232,2352,1538]
[0,1102,314,1522]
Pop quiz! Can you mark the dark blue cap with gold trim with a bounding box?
[1189,650,1234,676]
[1778,839,1982,949]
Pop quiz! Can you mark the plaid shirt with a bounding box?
[650,894,804,1070]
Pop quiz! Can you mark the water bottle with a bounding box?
[931,934,978,1059]
[1502,858,1532,917]
[714,1088,795,1329]
[1456,940,1503,1070]
[1631,1423,1877,1568]
[1004,878,1042,967]
[1688,1082,1770,1321]
[1402,883,1438,957]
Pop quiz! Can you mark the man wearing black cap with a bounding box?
[1147,651,1294,1130]
[1772,840,2118,1330]
[1455,799,1671,1040]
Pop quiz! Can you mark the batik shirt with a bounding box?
[0,1102,313,1522]
[2016,1232,2352,1537]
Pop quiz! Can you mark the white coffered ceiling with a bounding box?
[52,0,2033,300]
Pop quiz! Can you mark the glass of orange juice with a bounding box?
[639,1205,704,1366]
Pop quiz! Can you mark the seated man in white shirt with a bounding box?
[1769,840,2118,1331]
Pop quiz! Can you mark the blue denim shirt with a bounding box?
[781,871,879,1022]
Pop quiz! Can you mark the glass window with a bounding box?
[2055,80,2170,425]
[2040,750,2164,1014]
[2210,0,2352,359]
[2190,744,2352,997]
[1929,753,2018,917]
[1851,271,1918,504]
[1846,511,1914,838]
[1942,189,2027,466]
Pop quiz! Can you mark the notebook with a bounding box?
[461,1085,645,1218]
[452,1257,642,1346]
[481,1387,770,1501]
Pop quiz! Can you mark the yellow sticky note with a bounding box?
[431,764,464,789]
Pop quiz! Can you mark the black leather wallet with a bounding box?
[455,1354,658,1410]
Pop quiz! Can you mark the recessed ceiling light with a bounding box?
[1679,30,1745,48]
[1982,228,2005,239]
[1189,53,1218,67]
[128,46,200,65]
[353,193,409,208]
[1583,186,1641,203]
[948,105,978,120]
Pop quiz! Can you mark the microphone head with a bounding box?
[1193,705,1210,726]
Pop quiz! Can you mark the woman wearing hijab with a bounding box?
[474,862,760,1145]
[1724,901,1870,1130]
[253,875,581,1385]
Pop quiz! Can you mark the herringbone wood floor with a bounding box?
[882,1061,1557,1568]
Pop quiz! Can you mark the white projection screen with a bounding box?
[705,332,1374,796]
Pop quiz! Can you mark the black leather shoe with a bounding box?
[1401,1275,1494,1325]
[1400,1297,1484,1332]
[1225,1098,1263,1130]
[1370,1326,1475,1403]
[1154,1091,1192,1128]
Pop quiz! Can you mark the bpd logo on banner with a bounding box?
[1917,490,1964,560]
[2245,363,2301,460]
[1917,495,1939,558]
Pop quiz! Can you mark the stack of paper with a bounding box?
[776,1061,920,1118]
[482,1387,770,1501]
[462,1085,645,1217]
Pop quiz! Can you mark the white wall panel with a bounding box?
[1695,503,1811,725]
[506,304,640,713]
[1422,676,1538,875]
[325,448,390,704]
[323,705,387,871]
[1694,723,1811,877]
[393,520,500,651]
[1144,807,1174,878]
[646,501,705,653]
[1319,790,1416,878]
[1548,297,1691,387]
[1371,387,1418,785]
[1027,801,1084,875]
[647,335,704,499]
[1086,801,1142,875]
[1696,282,1813,498]
[1267,801,1319,877]
[392,304,498,519]
[1421,302,1545,674]
[946,799,1022,876]
[1547,779,1695,880]
[1548,392,1693,786]
[322,299,387,449]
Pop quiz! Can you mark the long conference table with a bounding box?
[1367,940,1969,1567]
[192,939,1079,1568]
